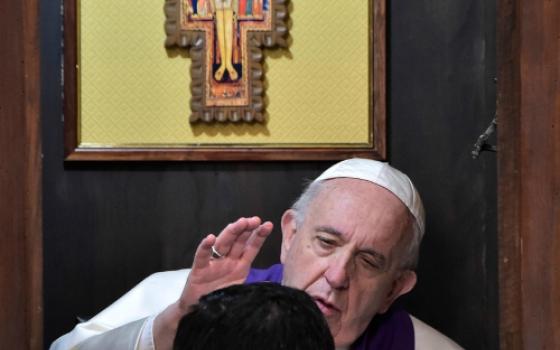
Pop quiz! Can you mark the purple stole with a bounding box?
[246,264,414,350]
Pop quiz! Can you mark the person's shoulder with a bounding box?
[49,269,193,350]
[410,315,464,350]
[134,268,192,301]
[93,268,192,322]
[141,268,191,286]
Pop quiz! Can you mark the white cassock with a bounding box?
[50,269,191,350]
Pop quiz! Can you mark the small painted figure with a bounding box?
[212,0,238,81]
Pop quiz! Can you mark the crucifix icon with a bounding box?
[165,0,289,123]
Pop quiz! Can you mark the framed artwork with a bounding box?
[64,0,386,161]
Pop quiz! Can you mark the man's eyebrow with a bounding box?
[314,225,387,266]
[314,225,345,237]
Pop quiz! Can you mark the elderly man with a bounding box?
[51,159,462,350]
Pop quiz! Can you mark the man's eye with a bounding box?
[317,236,335,248]
[360,257,379,270]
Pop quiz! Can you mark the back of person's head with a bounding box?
[173,282,335,350]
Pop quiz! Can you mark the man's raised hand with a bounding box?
[179,216,274,310]
[153,217,273,350]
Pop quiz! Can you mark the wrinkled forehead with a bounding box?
[312,159,425,236]
[310,179,413,237]
[317,178,410,211]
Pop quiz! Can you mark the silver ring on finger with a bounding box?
[211,245,225,259]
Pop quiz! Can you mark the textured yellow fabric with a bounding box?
[79,0,371,147]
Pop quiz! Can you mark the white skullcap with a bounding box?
[313,158,425,235]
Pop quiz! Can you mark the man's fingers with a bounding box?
[241,221,274,263]
[192,234,216,269]
[213,217,261,257]
[228,230,253,258]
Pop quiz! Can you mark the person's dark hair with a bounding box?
[173,282,334,350]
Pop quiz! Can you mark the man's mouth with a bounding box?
[314,297,340,317]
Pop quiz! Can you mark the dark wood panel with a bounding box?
[497,0,522,348]
[0,0,42,349]
[518,0,560,347]
[391,0,498,348]
[498,0,560,348]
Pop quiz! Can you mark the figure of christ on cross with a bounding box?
[213,0,238,81]
[182,0,271,105]
[170,0,284,121]
[211,0,268,83]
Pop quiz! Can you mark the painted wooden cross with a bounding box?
[165,0,289,123]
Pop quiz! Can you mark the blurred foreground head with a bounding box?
[173,282,334,350]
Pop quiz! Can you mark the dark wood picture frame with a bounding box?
[63,0,386,161]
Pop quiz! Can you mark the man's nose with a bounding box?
[324,256,352,290]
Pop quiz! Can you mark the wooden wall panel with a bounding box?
[497,0,522,347]
[0,0,42,349]
[498,0,560,348]
[391,0,498,348]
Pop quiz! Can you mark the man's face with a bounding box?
[280,179,417,347]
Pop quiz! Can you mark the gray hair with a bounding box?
[291,179,423,271]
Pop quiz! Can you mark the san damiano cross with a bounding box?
[165,0,289,123]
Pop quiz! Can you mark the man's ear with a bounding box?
[280,209,297,264]
[379,270,417,314]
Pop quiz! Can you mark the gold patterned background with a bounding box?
[78,0,371,147]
